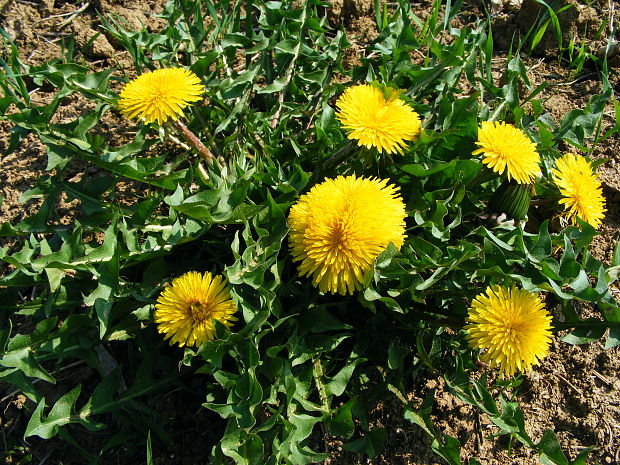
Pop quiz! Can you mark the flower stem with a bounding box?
[172,119,215,164]
[309,141,355,185]
[413,312,465,330]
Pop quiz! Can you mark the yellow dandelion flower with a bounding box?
[551,153,606,229]
[335,84,421,154]
[155,271,237,347]
[118,68,205,125]
[465,285,553,377]
[288,175,407,295]
[473,121,541,184]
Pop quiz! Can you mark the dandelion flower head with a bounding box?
[551,153,606,229]
[118,68,204,125]
[155,271,237,347]
[473,121,541,184]
[465,285,553,377]
[335,84,421,154]
[288,175,407,295]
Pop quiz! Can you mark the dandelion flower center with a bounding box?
[465,285,553,377]
[189,301,215,323]
[335,84,421,154]
[288,175,407,295]
[551,153,606,229]
[473,121,541,184]
[118,68,205,125]
[155,271,237,347]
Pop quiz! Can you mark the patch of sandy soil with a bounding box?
[0,0,619,464]
[323,339,620,465]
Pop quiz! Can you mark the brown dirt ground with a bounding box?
[1,0,619,464]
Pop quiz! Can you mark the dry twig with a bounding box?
[58,1,91,29]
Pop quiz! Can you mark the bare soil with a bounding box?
[1,0,619,464]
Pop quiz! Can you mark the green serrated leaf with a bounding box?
[24,385,101,439]
[1,347,55,384]
[343,427,386,458]
[324,358,364,397]
[538,430,570,465]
